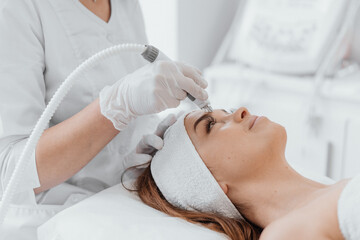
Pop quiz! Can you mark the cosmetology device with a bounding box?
[0,44,212,230]
[228,0,351,75]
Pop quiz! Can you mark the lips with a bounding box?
[249,116,258,129]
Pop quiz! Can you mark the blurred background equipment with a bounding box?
[227,0,351,75]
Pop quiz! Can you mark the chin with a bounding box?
[273,123,287,152]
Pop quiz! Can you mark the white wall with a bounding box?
[139,0,179,60]
[177,0,240,69]
[139,0,241,69]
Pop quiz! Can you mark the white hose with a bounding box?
[0,43,147,230]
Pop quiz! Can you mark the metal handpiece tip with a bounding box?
[202,105,213,112]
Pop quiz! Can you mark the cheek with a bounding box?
[216,125,285,177]
[200,133,254,180]
[198,123,287,180]
[198,138,238,180]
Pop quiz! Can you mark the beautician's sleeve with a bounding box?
[0,0,46,197]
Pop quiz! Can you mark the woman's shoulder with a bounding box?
[259,213,330,240]
[260,180,350,240]
[260,211,338,240]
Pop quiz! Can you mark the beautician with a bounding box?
[0,0,208,238]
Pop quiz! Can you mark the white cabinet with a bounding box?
[204,64,360,180]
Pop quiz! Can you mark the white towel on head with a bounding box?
[338,174,360,240]
[151,113,243,219]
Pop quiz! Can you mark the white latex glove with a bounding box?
[122,113,177,171]
[99,61,208,131]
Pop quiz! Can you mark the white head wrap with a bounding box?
[151,113,243,219]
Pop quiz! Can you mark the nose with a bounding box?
[233,107,250,123]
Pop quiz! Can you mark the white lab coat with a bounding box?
[0,0,159,238]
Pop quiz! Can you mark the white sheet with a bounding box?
[338,174,360,240]
[37,182,228,240]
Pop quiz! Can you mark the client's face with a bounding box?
[184,107,287,190]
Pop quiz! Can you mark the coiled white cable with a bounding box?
[0,43,147,231]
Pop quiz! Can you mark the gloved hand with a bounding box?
[122,113,177,171]
[99,61,208,131]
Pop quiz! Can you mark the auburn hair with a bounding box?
[124,165,262,240]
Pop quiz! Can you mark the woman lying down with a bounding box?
[125,107,358,240]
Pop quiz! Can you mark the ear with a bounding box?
[219,182,228,195]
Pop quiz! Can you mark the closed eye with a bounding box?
[193,110,227,133]
[205,116,216,133]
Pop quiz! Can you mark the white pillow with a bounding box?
[37,182,228,240]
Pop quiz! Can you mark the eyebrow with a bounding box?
[193,109,228,132]
[193,112,211,132]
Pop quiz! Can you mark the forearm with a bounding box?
[34,98,119,193]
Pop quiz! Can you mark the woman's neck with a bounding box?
[230,159,328,228]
